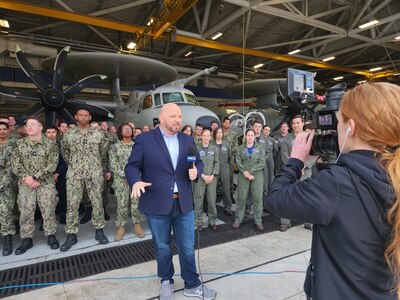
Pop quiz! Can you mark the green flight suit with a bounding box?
[235,143,266,225]
[61,127,108,234]
[211,140,232,210]
[11,136,59,239]
[193,143,219,226]
[109,140,142,227]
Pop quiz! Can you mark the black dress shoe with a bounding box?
[255,224,264,231]
[15,238,33,255]
[48,235,60,250]
[60,234,78,252]
[224,209,234,217]
[3,235,12,256]
[80,207,92,224]
[95,229,108,244]
[208,224,217,231]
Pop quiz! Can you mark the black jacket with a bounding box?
[266,150,396,299]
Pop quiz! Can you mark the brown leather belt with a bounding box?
[173,193,179,200]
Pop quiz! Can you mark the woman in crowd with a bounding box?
[181,124,193,136]
[267,82,400,299]
[193,129,219,231]
[109,123,145,241]
[211,127,234,216]
[233,129,266,231]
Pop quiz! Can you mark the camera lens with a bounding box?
[311,133,339,155]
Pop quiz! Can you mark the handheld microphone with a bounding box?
[187,146,197,168]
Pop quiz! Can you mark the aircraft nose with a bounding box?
[196,116,220,129]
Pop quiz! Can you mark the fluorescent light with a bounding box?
[322,56,335,62]
[211,32,223,40]
[393,73,400,76]
[395,36,400,40]
[253,63,263,69]
[127,42,136,49]
[0,19,9,28]
[358,20,379,29]
[184,51,192,57]
[333,76,343,81]
[288,49,301,55]
[369,67,382,72]
[357,80,366,84]
[147,18,154,26]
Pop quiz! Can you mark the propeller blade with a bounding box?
[64,74,107,98]
[52,46,70,90]
[0,86,41,100]
[45,111,57,127]
[15,103,45,125]
[59,108,77,125]
[15,45,48,92]
[67,100,114,119]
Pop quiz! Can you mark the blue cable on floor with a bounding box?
[0,270,306,291]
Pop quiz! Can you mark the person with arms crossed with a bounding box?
[267,82,400,299]
[125,103,217,300]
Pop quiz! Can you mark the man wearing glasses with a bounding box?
[11,116,59,254]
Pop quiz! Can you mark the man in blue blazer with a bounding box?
[125,103,217,300]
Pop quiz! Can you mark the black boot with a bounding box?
[48,235,60,250]
[80,206,92,224]
[15,238,33,255]
[95,229,108,244]
[104,206,110,221]
[3,235,12,256]
[60,234,77,252]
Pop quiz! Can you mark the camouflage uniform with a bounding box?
[0,141,16,236]
[193,143,219,226]
[61,128,107,234]
[109,140,142,227]
[235,143,266,225]
[263,136,278,195]
[223,129,239,195]
[11,136,58,239]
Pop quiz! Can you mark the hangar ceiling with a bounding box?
[0,0,400,87]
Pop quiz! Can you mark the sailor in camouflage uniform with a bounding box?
[193,129,219,231]
[0,121,16,256]
[222,117,239,200]
[109,123,145,241]
[60,107,109,252]
[11,116,59,255]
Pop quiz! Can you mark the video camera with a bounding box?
[311,82,346,156]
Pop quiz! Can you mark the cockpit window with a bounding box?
[154,93,161,106]
[185,93,199,105]
[162,92,184,103]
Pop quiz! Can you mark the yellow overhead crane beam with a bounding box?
[0,0,392,79]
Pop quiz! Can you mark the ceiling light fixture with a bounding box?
[358,20,379,29]
[395,36,400,40]
[211,32,223,40]
[127,41,136,49]
[0,19,9,28]
[147,18,154,26]
[333,76,343,81]
[369,67,382,72]
[288,49,301,55]
[253,63,263,69]
[184,51,192,57]
[322,56,335,62]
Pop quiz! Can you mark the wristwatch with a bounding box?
[32,175,38,181]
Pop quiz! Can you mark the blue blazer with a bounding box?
[125,127,203,215]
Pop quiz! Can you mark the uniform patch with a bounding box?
[83,138,88,144]
[199,150,206,157]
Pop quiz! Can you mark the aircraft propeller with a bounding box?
[0,45,111,126]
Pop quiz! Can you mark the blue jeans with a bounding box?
[146,200,201,289]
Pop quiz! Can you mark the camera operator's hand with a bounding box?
[291,131,318,162]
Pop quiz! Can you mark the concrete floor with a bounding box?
[2,225,311,300]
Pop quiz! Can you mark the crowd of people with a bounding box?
[0,107,315,257]
[0,82,399,299]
